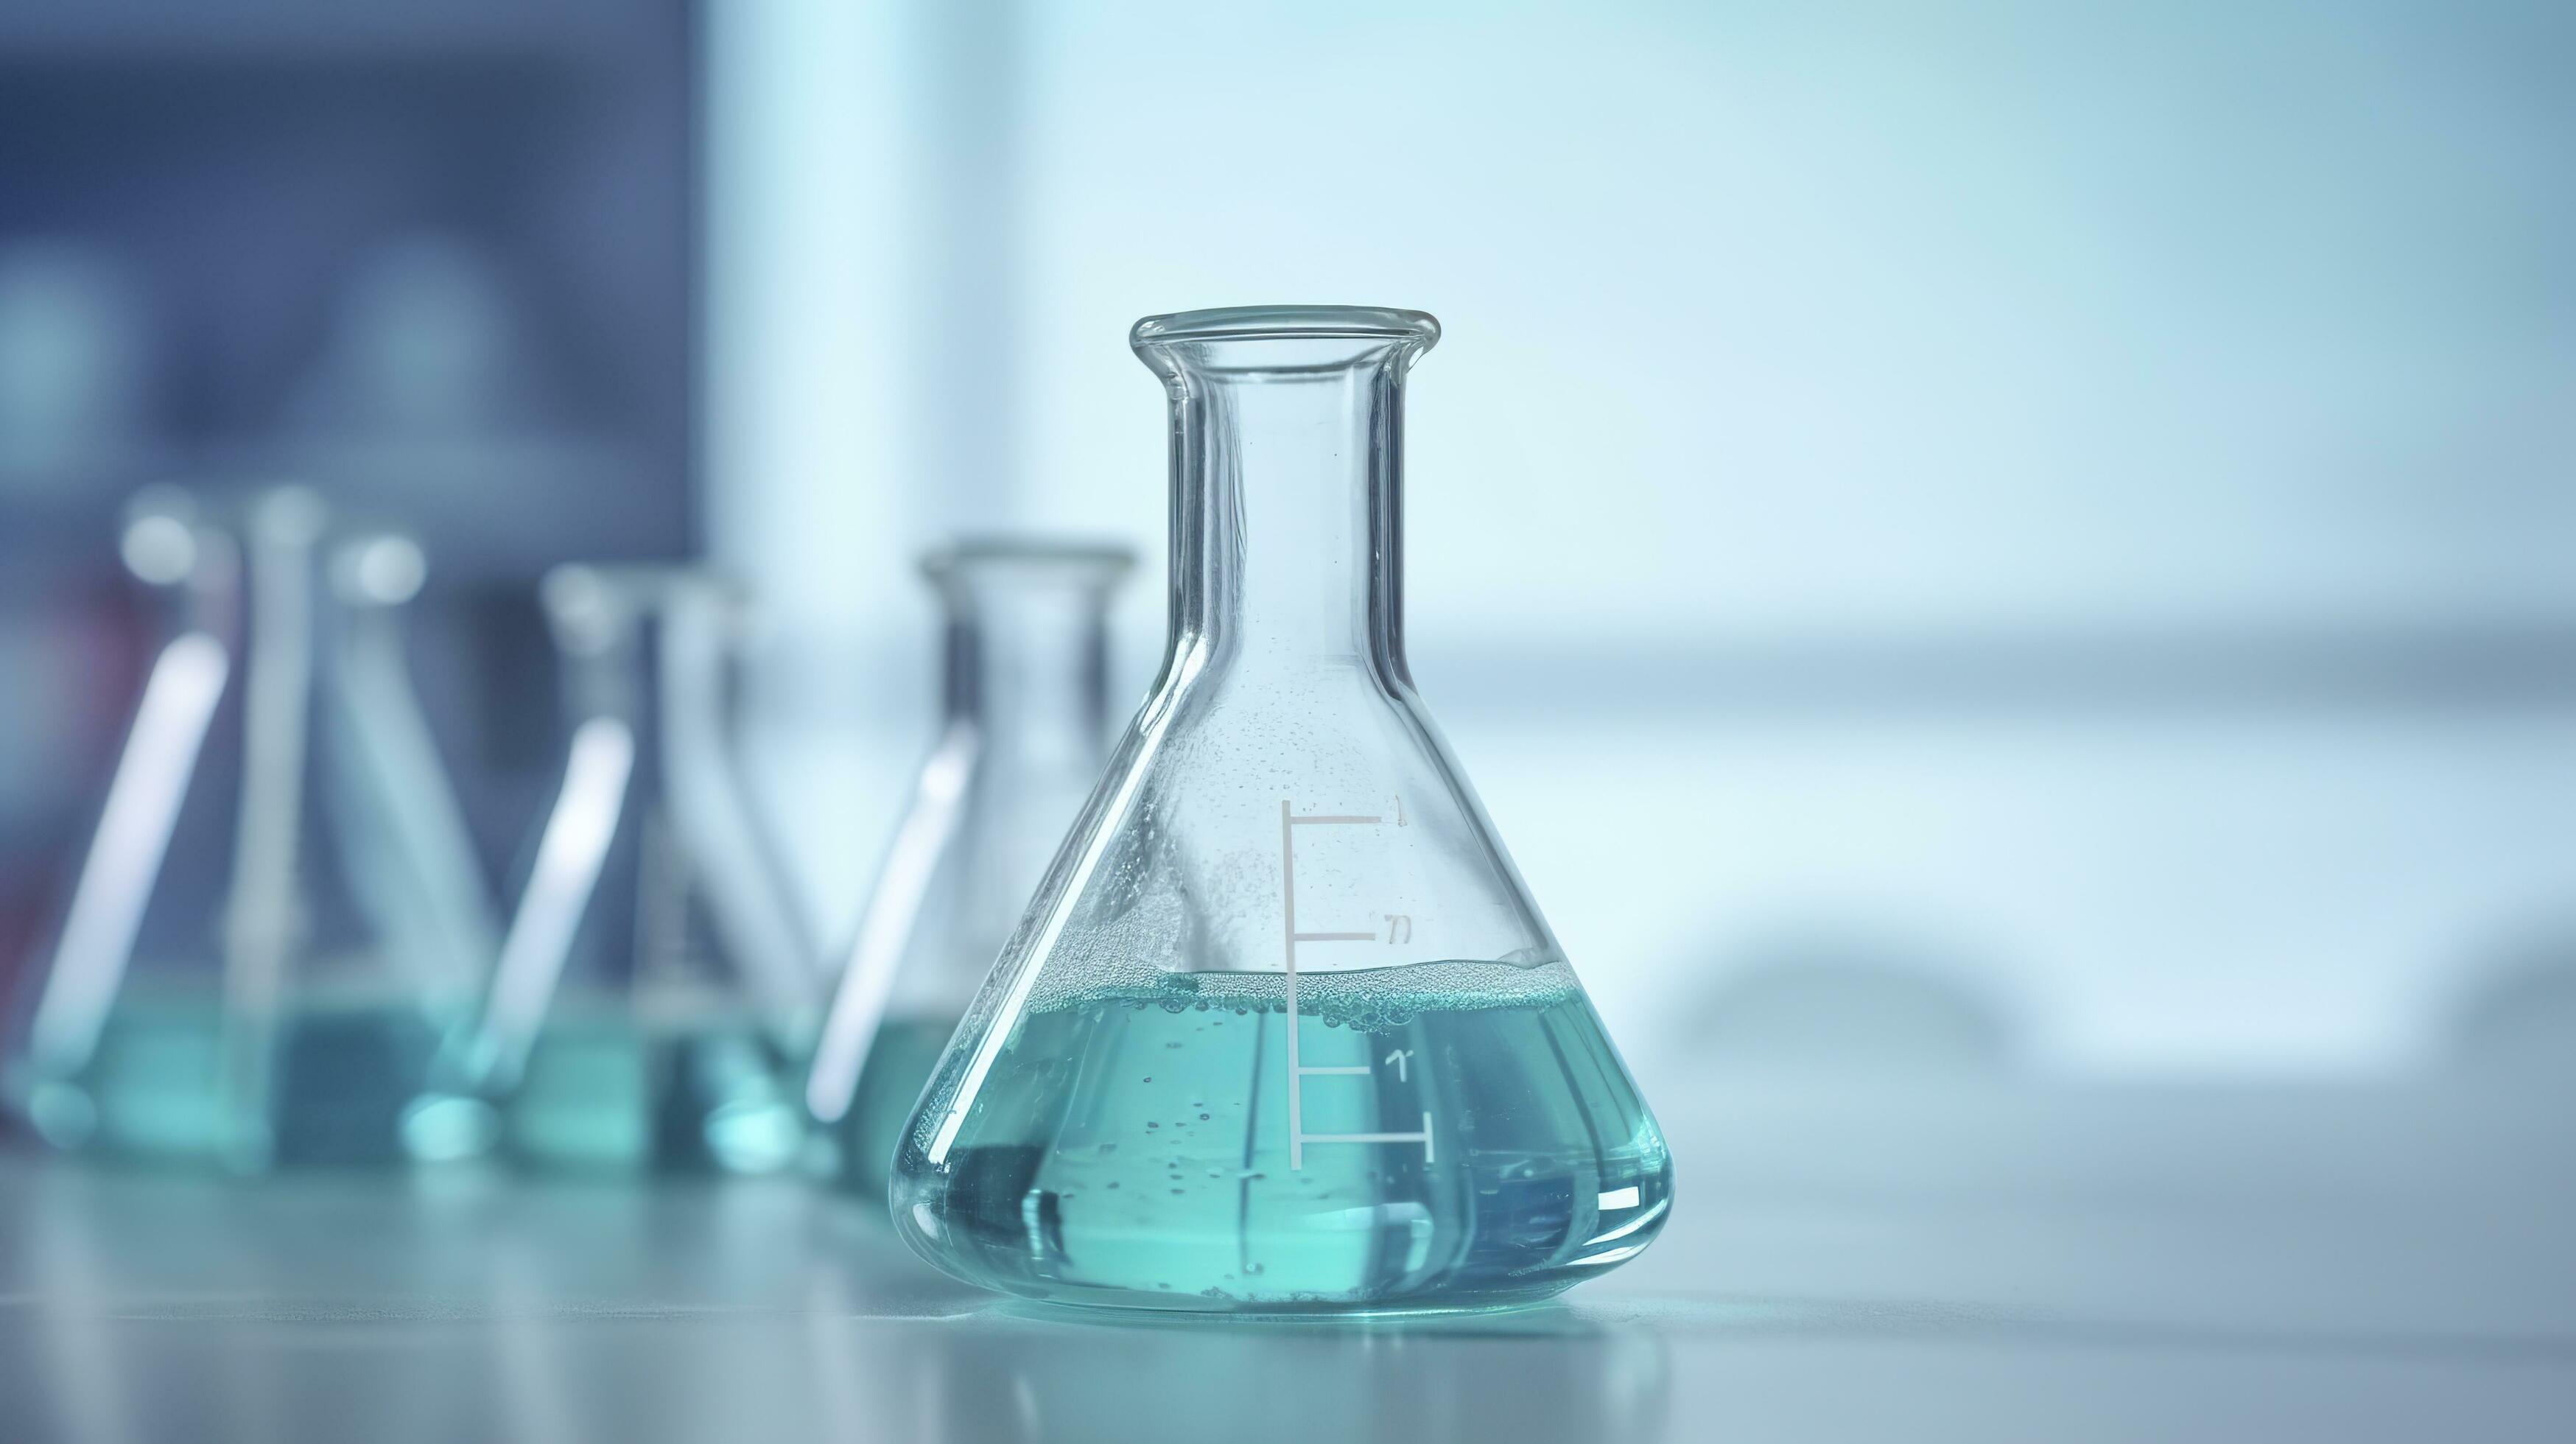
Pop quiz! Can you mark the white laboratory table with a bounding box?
[1,1079,2570,1443]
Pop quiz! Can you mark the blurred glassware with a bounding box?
[407,565,820,1174]
[0,240,158,493]
[4,485,496,1170]
[2446,925,2576,1086]
[1680,928,2019,1076]
[804,539,1132,1201]
[284,234,549,444]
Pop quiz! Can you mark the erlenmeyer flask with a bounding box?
[804,539,1133,1200]
[407,566,819,1173]
[7,485,496,1169]
[891,306,1672,1312]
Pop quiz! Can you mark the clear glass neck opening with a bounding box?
[1132,306,1439,684]
[922,541,1131,741]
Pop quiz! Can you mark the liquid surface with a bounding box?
[494,1011,806,1175]
[830,1014,960,1203]
[891,961,1671,1313]
[14,993,446,1168]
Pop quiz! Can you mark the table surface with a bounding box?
[2,1079,2571,1443]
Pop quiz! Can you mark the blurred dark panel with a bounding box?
[0,0,698,1003]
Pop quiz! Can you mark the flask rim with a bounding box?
[539,563,750,651]
[541,562,744,609]
[1130,304,1439,349]
[919,536,1136,578]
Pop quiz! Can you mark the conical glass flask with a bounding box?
[7,485,496,1170]
[890,306,1673,1313]
[406,565,819,1174]
[804,539,1133,1201]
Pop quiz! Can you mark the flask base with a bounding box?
[888,964,1671,1315]
[913,1259,1590,1318]
[10,988,449,1169]
[490,1009,806,1176]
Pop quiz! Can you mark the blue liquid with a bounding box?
[830,1014,961,1202]
[493,1012,807,1175]
[15,993,446,1168]
[891,961,1671,1313]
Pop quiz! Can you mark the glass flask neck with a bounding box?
[927,546,1128,759]
[526,564,815,1020]
[1134,307,1439,685]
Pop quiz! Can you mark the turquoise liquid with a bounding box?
[14,992,447,1168]
[492,1011,807,1175]
[831,1014,961,1202]
[890,961,1671,1313]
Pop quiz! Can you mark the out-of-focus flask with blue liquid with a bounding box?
[405,566,821,1174]
[804,539,1131,1204]
[6,486,496,1170]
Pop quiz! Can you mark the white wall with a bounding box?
[706,0,2576,1078]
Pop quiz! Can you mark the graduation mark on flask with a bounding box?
[1280,799,1433,1171]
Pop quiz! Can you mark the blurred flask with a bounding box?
[0,241,158,492]
[285,234,547,444]
[4,486,497,1169]
[2447,932,2576,1087]
[804,540,1131,1200]
[407,567,820,1173]
[1682,928,2017,1076]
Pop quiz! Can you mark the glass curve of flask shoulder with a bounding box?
[889,307,1672,1313]
[807,538,1132,1203]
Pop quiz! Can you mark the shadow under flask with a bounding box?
[804,540,1133,1201]
[889,306,1674,1313]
